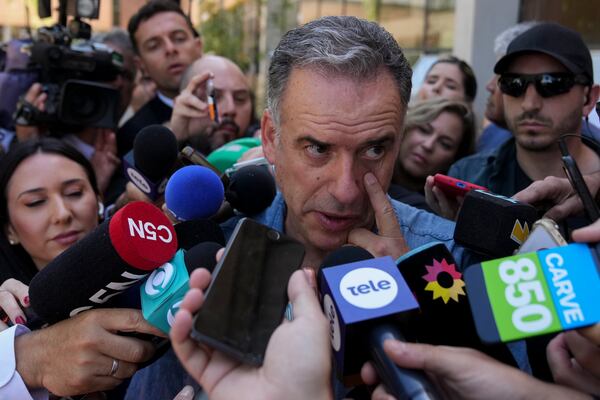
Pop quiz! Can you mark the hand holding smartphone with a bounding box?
[191,218,305,365]
[433,174,489,199]
[558,137,600,222]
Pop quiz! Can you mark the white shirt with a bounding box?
[157,91,174,108]
[0,325,48,400]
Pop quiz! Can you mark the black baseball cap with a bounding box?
[494,22,593,83]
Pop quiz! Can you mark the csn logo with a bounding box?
[339,267,398,309]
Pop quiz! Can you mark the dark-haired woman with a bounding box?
[0,138,160,399]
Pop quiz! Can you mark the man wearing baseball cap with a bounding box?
[427,22,600,218]
[429,22,600,381]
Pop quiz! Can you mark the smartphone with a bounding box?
[517,218,567,254]
[433,174,489,198]
[225,157,271,178]
[179,145,230,187]
[191,218,305,365]
[464,242,600,344]
[559,139,600,222]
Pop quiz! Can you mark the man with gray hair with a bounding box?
[223,13,527,390]
[127,16,527,400]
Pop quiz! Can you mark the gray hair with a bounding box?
[267,16,412,127]
[494,21,540,59]
[93,28,134,55]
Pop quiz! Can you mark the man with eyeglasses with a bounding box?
[426,22,600,217]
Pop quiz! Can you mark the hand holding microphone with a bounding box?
[14,308,163,397]
[29,201,178,324]
[361,340,589,400]
[0,278,30,331]
[318,246,440,399]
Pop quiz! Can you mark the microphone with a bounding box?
[123,125,179,200]
[464,242,600,344]
[318,247,440,399]
[174,218,226,250]
[165,165,225,221]
[225,165,276,215]
[29,201,178,324]
[206,137,262,173]
[395,242,518,366]
[141,241,222,334]
[454,190,538,257]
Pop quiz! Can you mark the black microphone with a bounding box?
[174,219,226,250]
[396,242,519,366]
[318,247,440,399]
[29,201,178,324]
[225,165,276,215]
[454,190,538,257]
[122,125,179,200]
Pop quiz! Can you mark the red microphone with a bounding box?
[29,201,178,324]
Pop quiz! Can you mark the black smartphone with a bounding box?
[559,138,600,222]
[179,145,229,187]
[191,218,305,365]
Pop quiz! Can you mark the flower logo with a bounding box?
[422,258,466,304]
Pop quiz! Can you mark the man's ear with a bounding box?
[261,109,278,165]
[134,55,148,78]
[583,84,600,117]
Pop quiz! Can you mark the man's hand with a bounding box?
[514,173,600,222]
[90,129,120,193]
[348,172,408,260]
[547,331,600,396]
[15,82,48,142]
[170,268,333,400]
[361,340,590,400]
[170,72,214,141]
[14,308,163,397]
[423,175,463,221]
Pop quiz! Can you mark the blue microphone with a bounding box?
[165,165,225,221]
[318,247,440,399]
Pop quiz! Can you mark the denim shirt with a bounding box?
[125,192,530,400]
[222,192,467,265]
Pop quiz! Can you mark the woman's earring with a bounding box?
[98,201,105,219]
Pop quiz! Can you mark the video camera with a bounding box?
[15,0,123,132]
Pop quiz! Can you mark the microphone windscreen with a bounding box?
[454,190,538,257]
[29,201,177,323]
[184,241,222,273]
[322,245,374,268]
[133,125,178,181]
[174,219,226,250]
[226,165,276,215]
[166,165,225,221]
[396,241,519,366]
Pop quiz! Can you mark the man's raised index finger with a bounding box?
[363,172,402,237]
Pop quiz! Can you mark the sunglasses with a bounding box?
[498,73,589,98]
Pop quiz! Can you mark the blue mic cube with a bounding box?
[318,256,419,383]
